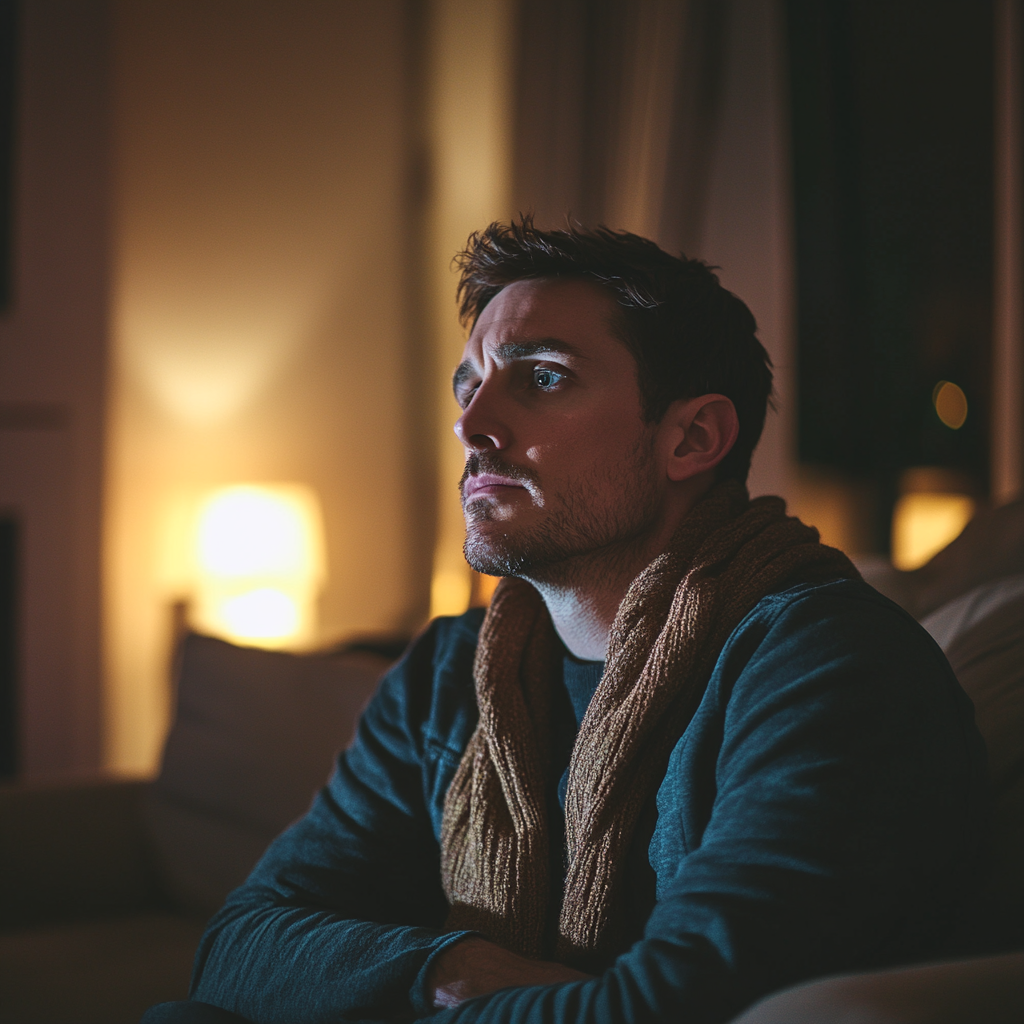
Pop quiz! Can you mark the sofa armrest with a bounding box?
[729,950,1024,1024]
[0,777,167,928]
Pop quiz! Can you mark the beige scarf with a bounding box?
[440,481,858,968]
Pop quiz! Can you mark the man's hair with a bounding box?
[455,217,773,483]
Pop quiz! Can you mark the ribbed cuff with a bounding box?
[408,930,481,1018]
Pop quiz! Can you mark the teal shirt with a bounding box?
[191,580,990,1024]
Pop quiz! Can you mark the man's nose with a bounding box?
[454,383,510,451]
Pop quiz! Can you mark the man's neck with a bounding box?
[529,583,625,662]
[525,507,691,661]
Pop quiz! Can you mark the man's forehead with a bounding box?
[465,277,619,356]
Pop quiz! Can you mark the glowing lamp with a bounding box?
[890,469,976,571]
[193,484,326,648]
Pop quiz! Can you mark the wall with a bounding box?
[424,0,515,616]
[0,1,109,779]
[106,0,425,774]
[16,0,1013,777]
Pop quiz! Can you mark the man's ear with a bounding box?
[661,394,740,482]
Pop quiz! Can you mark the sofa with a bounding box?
[0,638,394,1024]
[2,503,1023,1024]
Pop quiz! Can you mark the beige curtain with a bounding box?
[511,0,730,256]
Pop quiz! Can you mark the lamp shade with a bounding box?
[192,484,326,648]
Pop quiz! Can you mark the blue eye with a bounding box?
[533,368,563,389]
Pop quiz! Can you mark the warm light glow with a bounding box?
[427,0,514,631]
[220,587,301,640]
[198,487,311,577]
[891,492,975,570]
[132,328,307,426]
[431,568,472,618]
[193,484,326,648]
[474,573,500,605]
[933,381,968,429]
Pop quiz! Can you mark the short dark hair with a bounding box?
[455,217,773,483]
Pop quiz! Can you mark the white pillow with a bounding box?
[920,575,1024,652]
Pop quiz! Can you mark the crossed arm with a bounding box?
[190,594,988,1024]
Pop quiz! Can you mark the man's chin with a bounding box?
[463,526,533,578]
[463,540,518,578]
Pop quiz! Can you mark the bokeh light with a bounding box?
[891,492,975,570]
[932,381,969,430]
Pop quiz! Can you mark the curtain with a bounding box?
[511,0,729,256]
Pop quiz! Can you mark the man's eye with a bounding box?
[532,368,564,390]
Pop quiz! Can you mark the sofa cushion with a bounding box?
[728,949,1024,1024]
[145,634,391,913]
[0,779,162,929]
[0,913,207,1024]
[920,574,1024,653]
[921,580,1024,925]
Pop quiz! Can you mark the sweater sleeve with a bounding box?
[190,619,477,1024]
[422,584,989,1024]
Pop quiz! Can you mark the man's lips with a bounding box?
[462,474,528,501]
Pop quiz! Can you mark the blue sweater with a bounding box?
[191,580,989,1024]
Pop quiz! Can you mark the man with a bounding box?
[163,221,988,1024]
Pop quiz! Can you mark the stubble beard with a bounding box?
[461,435,663,586]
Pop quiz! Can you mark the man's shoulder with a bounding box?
[715,575,967,719]
[426,606,488,655]
[363,607,486,760]
[752,574,912,621]
[738,575,929,649]
[684,574,987,815]
[394,606,487,686]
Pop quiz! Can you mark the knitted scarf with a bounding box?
[439,481,859,968]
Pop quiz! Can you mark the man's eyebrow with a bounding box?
[452,338,586,397]
[493,339,586,361]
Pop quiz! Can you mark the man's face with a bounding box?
[453,277,665,580]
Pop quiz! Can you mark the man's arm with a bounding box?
[190,617,480,1023]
